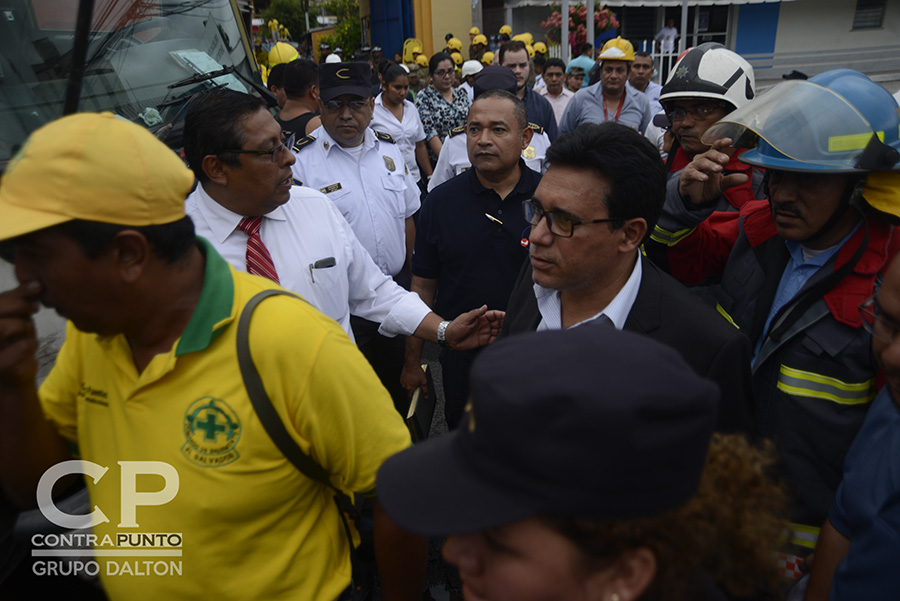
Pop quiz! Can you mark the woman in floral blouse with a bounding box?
[414,52,471,164]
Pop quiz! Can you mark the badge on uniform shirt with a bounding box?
[320,182,342,194]
[383,155,396,172]
[523,145,536,159]
[323,141,330,150]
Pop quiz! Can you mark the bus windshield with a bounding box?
[0,0,258,168]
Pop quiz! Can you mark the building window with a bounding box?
[853,0,886,30]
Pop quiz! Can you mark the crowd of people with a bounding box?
[0,21,899,601]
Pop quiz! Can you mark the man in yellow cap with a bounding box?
[0,112,425,601]
[469,33,488,62]
[446,37,463,54]
[559,36,651,134]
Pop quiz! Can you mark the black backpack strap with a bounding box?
[236,290,366,592]
[236,289,336,486]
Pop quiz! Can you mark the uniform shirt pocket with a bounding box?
[381,174,409,217]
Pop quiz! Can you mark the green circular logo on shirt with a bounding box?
[181,397,242,467]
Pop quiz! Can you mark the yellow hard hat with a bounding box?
[473,34,488,46]
[450,52,463,65]
[526,44,535,58]
[268,42,299,66]
[448,37,463,52]
[499,25,512,36]
[416,54,428,67]
[480,51,494,66]
[519,32,535,46]
[533,42,547,54]
[598,36,635,62]
[469,26,480,35]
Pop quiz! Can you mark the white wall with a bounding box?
[769,0,900,76]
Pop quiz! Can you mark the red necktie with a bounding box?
[238,216,280,284]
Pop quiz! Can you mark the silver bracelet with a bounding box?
[436,320,451,347]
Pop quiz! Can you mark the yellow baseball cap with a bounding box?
[0,113,194,241]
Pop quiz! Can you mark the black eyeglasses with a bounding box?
[522,199,622,238]
[666,103,728,122]
[222,132,295,163]
[433,69,454,78]
[860,296,900,344]
[322,99,370,112]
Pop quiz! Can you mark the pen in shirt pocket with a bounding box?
[309,257,336,283]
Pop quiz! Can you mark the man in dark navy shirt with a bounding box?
[499,40,558,141]
[403,88,540,428]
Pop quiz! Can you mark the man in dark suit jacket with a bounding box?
[500,122,754,432]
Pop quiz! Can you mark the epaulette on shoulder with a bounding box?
[528,122,544,135]
[292,135,315,152]
[449,125,466,138]
[374,130,396,143]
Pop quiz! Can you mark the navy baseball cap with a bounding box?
[318,62,372,103]
[473,65,517,98]
[376,327,720,536]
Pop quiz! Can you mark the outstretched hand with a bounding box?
[445,305,505,351]
[679,138,749,206]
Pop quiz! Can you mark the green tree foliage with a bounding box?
[261,0,317,39]
[318,0,362,56]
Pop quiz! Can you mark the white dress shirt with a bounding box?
[186,184,431,341]
[290,126,420,277]
[535,252,642,330]
[371,93,427,181]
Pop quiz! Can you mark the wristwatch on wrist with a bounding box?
[436,320,452,347]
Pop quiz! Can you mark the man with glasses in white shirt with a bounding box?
[185,86,502,416]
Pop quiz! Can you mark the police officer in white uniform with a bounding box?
[291,61,421,408]
[428,66,550,192]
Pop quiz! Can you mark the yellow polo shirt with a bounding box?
[38,239,410,601]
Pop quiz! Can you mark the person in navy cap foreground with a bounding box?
[378,327,787,601]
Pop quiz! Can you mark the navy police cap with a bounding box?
[377,327,720,536]
[318,62,372,103]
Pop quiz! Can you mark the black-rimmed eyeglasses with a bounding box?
[522,199,622,238]
[860,296,900,344]
[222,132,295,163]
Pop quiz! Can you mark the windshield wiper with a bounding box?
[168,65,276,108]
